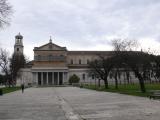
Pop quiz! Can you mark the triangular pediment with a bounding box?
[34,42,67,51]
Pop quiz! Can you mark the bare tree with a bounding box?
[112,39,138,51]
[111,39,151,93]
[110,39,135,89]
[0,0,12,28]
[89,56,114,89]
[124,51,153,93]
[0,48,10,86]
[151,55,160,82]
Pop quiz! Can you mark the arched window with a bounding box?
[79,59,81,64]
[17,48,19,51]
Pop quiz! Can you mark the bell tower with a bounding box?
[14,33,24,54]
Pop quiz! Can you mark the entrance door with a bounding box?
[59,72,63,85]
[38,72,41,85]
[54,72,58,85]
[48,72,52,85]
[43,72,47,85]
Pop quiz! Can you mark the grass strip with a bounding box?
[82,83,160,97]
[0,87,21,94]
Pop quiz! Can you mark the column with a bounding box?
[32,72,35,85]
[34,72,36,85]
[66,72,68,84]
[58,72,59,85]
[63,72,65,84]
[46,72,48,85]
[52,72,54,85]
[41,72,43,85]
[35,72,38,85]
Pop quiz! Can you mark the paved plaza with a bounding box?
[0,87,160,120]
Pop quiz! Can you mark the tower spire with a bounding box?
[49,36,52,43]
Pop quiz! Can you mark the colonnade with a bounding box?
[33,72,67,85]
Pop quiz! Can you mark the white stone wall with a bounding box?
[68,68,105,85]
[68,68,141,85]
[68,69,89,83]
[17,67,155,86]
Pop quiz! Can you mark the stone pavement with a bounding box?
[0,87,66,120]
[0,87,160,120]
[55,87,160,120]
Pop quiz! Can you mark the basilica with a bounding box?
[15,33,142,86]
[13,33,115,86]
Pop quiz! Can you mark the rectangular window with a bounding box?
[82,74,85,80]
[48,55,52,61]
[71,59,73,64]
[79,59,81,64]
[38,55,41,61]
[87,59,90,64]
[92,74,94,79]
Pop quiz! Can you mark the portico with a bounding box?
[32,68,68,86]
[33,72,68,85]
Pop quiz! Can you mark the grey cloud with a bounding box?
[1,0,160,59]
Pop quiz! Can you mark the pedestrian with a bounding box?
[21,84,24,93]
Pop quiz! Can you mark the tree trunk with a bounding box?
[6,73,11,88]
[136,72,146,93]
[98,79,101,88]
[95,78,97,88]
[126,72,130,84]
[115,72,118,89]
[104,77,109,89]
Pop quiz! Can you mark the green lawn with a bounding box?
[0,87,21,95]
[82,83,160,97]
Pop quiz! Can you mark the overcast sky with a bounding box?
[0,0,160,59]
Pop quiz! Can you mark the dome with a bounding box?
[15,33,23,39]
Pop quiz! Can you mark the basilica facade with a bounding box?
[14,33,115,86]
